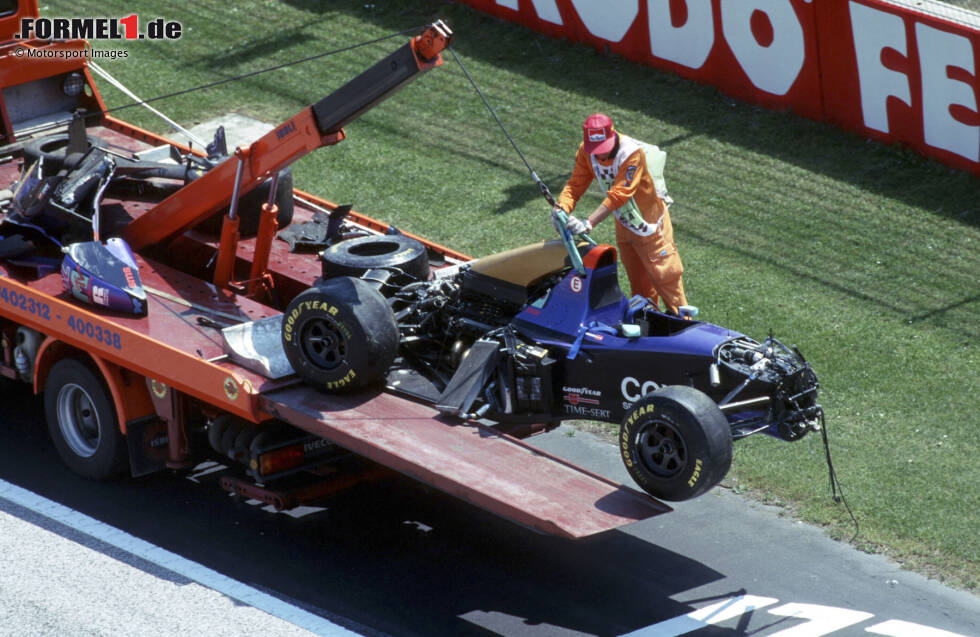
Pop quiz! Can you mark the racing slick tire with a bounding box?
[23,133,107,174]
[620,385,732,501]
[320,234,429,281]
[281,277,398,393]
[44,358,128,481]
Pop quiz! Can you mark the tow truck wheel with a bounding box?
[620,385,732,501]
[282,277,398,393]
[44,358,128,481]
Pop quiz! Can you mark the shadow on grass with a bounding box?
[190,28,319,69]
[685,225,980,340]
[305,0,979,229]
[909,293,980,326]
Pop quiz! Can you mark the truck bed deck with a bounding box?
[262,386,670,538]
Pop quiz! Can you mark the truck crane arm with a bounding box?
[122,21,453,251]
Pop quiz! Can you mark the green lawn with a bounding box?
[48,0,980,590]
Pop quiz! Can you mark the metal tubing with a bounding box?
[227,150,246,221]
[719,371,758,406]
[265,172,279,206]
[212,214,240,289]
[718,395,770,411]
[247,172,280,298]
[213,149,248,288]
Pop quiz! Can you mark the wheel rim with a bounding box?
[300,316,347,370]
[635,420,687,478]
[56,383,101,458]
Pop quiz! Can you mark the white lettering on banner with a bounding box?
[648,0,714,69]
[495,0,563,25]
[569,0,637,42]
[721,1,806,96]
[766,603,873,636]
[849,2,912,134]
[915,23,980,162]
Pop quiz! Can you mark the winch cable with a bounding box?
[447,47,558,208]
[88,60,209,148]
[820,409,859,541]
[24,25,427,140]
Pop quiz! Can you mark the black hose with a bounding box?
[820,409,859,542]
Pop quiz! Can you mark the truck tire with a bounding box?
[320,234,429,281]
[196,168,294,236]
[281,277,398,392]
[44,358,128,481]
[620,385,732,501]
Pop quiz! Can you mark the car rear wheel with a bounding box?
[620,385,732,501]
[281,277,398,392]
[44,358,128,480]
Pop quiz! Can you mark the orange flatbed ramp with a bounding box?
[260,387,672,538]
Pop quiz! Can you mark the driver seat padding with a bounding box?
[468,239,589,288]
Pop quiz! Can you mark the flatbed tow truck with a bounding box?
[0,3,670,538]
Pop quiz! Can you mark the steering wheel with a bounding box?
[552,208,596,275]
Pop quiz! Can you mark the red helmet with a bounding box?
[582,113,616,155]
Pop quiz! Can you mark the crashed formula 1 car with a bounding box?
[279,218,823,502]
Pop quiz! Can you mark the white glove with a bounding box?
[565,215,592,235]
[550,206,565,233]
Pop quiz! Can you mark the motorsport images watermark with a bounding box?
[14,15,182,41]
[13,45,130,61]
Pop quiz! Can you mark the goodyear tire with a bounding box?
[320,234,429,281]
[620,385,732,501]
[281,277,398,392]
[44,358,128,481]
[197,168,294,236]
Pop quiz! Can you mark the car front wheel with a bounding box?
[620,385,732,501]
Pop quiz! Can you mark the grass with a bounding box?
[44,0,980,591]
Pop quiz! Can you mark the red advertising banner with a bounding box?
[817,0,980,174]
[454,0,980,177]
[458,0,823,119]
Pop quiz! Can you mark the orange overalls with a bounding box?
[557,137,687,313]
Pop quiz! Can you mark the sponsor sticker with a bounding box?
[92,285,110,307]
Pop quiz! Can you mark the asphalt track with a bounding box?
[0,381,977,637]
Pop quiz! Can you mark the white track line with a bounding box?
[0,478,359,636]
